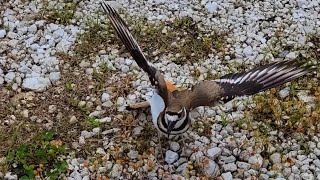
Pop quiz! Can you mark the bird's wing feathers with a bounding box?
[173,81,223,110]
[213,60,312,103]
[177,60,312,109]
[101,2,169,103]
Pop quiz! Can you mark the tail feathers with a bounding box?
[100,2,157,84]
[214,60,312,101]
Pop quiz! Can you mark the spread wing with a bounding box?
[100,2,169,103]
[214,60,312,102]
[176,60,312,109]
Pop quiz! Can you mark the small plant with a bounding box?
[221,114,228,127]
[37,0,78,25]
[85,116,101,128]
[6,131,68,179]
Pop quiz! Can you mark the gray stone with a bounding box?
[109,164,123,178]
[286,52,297,59]
[205,159,219,176]
[70,170,81,180]
[170,142,180,152]
[259,174,269,180]
[22,77,51,92]
[127,150,139,159]
[205,1,218,14]
[222,163,237,172]
[237,161,251,170]
[207,147,222,159]
[165,150,179,164]
[0,29,6,38]
[313,159,320,168]
[270,153,281,164]
[4,72,15,83]
[243,46,253,57]
[96,147,106,155]
[221,172,233,180]
[101,92,110,102]
[49,72,60,82]
[248,154,263,169]
[279,88,290,98]
[132,126,143,135]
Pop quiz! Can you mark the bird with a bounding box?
[100,2,313,138]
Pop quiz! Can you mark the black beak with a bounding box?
[167,121,177,138]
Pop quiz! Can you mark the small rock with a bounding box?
[5,72,15,83]
[132,126,143,135]
[109,164,123,178]
[278,87,290,98]
[0,29,6,38]
[4,172,18,180]
[99,167,107,173]
[92,127,100,135]
[243,46,253,57]
[259,174,269,180]
[70,170,81,180]
[237,161,251,170]
[48,105,57,113]
[49,72,60,83]
[221,172,233,180]
[248,154,263,169]
[165,150,179,164]
[79,136,85,145]
[21,109,29,118]
[286,52,297,59]
[205,159,219,176]
[96,117,111,123]
[270,153,281,164]
[69,116,77,123]
[222,163,237,172]
[81,131,93,138]
[170,142,180,152]
[207,147,222,159]
[116,97,125,106]
[205,1,218,14]
[96,147,106,155]
[127,150,139,159]
[101,93,110,102]
[297,91,315,103]
[22,77,51,92]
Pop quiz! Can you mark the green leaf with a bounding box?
[56,161,68,172]
[25,169,35,179]
[19,175,30,180]
[35,148,46,159]
[6,150,15,162]
[40,131,55,141]
[16,144,28,161]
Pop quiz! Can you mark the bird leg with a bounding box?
[126,101,150,110]
[157,132,165,163]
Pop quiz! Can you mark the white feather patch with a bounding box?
[146,90,165,127]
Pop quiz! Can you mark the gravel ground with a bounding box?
[0,0,319,179]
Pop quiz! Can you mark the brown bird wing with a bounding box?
[172,81,223,110]
[175,60,312,110]
[100,2,169,103]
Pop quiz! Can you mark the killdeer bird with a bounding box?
[100,3,313,138]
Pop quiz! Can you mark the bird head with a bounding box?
[164,105,187,137]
